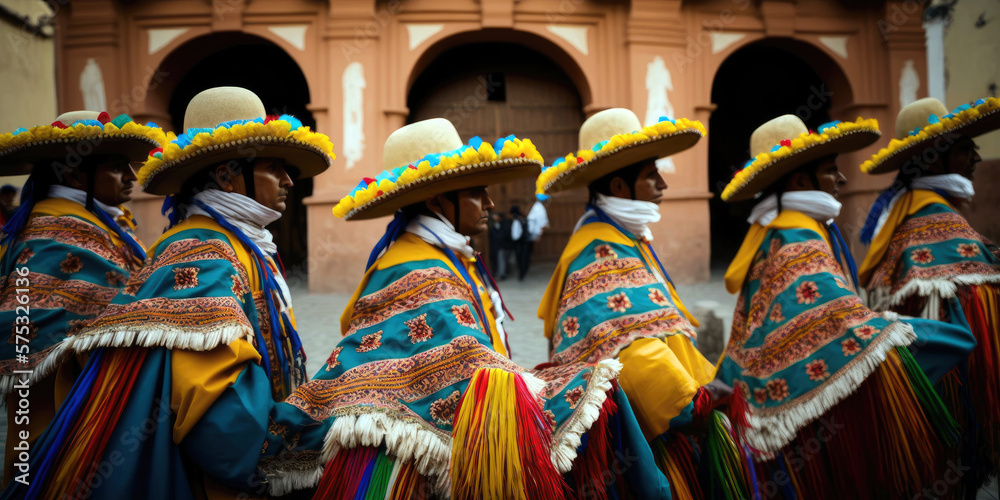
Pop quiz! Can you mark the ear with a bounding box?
[214,164,235,192]
[64,168,86,190]
[786,171,812,191]
[608,176,631,198]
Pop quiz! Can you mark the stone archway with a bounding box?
[141,33,315,278]
[708,38,852,269]
[407,41,586,265]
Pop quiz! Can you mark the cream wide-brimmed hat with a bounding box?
[0,111,167,176]
[138,86,335,195]
[332,118,544,220]
[722,114,881,202]
[535,108,705,195]
[861,96,1000,175]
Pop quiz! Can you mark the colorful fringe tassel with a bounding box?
[312,446,432,500]
[958,284,1000,481]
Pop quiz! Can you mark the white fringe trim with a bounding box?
[887,273,1000,308]
[66,324,253,353]
[550,358,622,473]
[266,466,323,497]
[0,339,72,395]
[744,320,915,455]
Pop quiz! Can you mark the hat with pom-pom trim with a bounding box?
[138,86,335,195]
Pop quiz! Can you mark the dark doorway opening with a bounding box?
[168,41,314,277]
[709,41,833,269]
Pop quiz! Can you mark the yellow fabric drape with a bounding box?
[858,190,951,285]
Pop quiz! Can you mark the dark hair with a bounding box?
[0,185,16,195]
[587,159,652,202]
[760,154,836,212]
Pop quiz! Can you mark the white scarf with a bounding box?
[573,193,661,241]
[184,189,281,256]
[872,174,975,238]
[48,185,125,223]
[406,212,508,349]
[748,191,842,226]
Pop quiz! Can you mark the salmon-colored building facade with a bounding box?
[50,0,991,293]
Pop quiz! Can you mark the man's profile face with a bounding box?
[432,186,495,237]
[222,158,296,212]
[946,136,981,181]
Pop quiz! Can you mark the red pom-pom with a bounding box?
[376,190,384,196]
[263,115,280,124]
[362,177,376,185]
[408,164,417,170]
[808,129,816,134]
[520,153,525,157]
[50,121,67,129]
[576,157,585,164]
[97,112,111,124]
[780,139,792,147]
[150,147,163,155]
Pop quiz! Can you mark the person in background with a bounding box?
[509,204,530,280]
[488,210,508,278]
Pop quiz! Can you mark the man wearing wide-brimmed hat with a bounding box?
[858,96,1000,486]
[285,117,669,498]
[535,108,753,498]
[1,87,337,499]
[717,114,975,498]
[0,111,166,485]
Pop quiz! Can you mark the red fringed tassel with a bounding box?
[958,284,1000,478]
[567,389,619,500]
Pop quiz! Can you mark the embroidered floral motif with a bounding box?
[957,243,981,258]
[595,244,618,260]
[911,247,934,265]
[231,274,248,303]
[406,313,434,343]
[16,249,34,265]
[564,386,585,409]
[172,267,199,290]
[105,271,126,287]
[451,305,478,330]
[766,378,789,401]
[325,347,343,371]
[429,390,462,426]
[841,338,861,356]
[854,324,880,341]
[769,303,785,323]
[805,359,830,381]
[753,388,768,405]
[795,281,820,305]
[123,278,141,296]
[60,253,82,274]
[356,330,383,352]
[607,292,632,313]
[561,316,580,338]
[648,288,670,306]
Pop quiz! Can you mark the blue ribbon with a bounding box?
[827,222,859,290]
[859,185,903,245]
[366,211,411,270]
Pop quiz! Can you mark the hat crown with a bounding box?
[895,97,949,139]
[182,87,266,131]
[750,115,809,158]
[55,111,100,124]
[579,108,642,150]
[383,118,464,170]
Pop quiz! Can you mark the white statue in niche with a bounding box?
[343,62,366,170]
[80,58,107,112]
[900,59,920,108]
[645,56,676,173]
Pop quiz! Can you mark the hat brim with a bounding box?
[724,129,882,202]
[0,135,159,176]
[346,158,542,220]
[142,138,333,195]
[864,108,1000,175]
[541,129,702,194]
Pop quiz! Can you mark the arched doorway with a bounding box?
[708,40,848,269]
[155,34,314,278]
[407,42,585,264]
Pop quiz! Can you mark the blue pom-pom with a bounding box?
[743,159,755,169]
[592,140,608,152]
[658,116,675,124]
[909,126,922,136]
[174,134,193,148]
[280,115,303,129]
[74,119,103,127]
[12,127,28,135]
[536,193,551,201]
[952,103,972,113]
[817,120,841,134]
[927,114,939,124]
[185,127,213,137]
[975,98,986,106]
[770,145,782,153]
[145,121,158,128]
[468,136,483,150]
[375,170,396,182]
[493,135,515,152]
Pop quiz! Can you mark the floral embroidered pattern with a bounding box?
[356,330,383,352]
[16,249,34,265]
[451,305,478,330]
[768,303,785,323]
[325,347,343,371]
[60,253,82,274]
[607,292,632,313]
[841,338,861,356]
[766,378,789,401]
[648,288,670,306]
[105,271,126,287]
[795,281,820,305]
[957,243,981,258]
[854,324,879,341]
[123,279,141,296]
[429,390,462,426]
[406,314,434,343]
[805,359,830,381]
[231,274,249,303]
[172,267,199,291]
[564,386,585,409]
[595,244,618,260]
[911,247,934,265]
[753,388,768,405]
[561,316,581,338]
